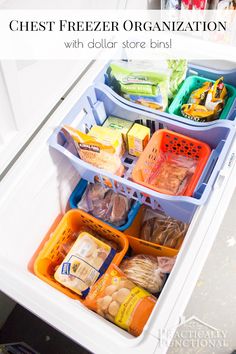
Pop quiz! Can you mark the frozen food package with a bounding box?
[107,60,187,105]
[146,152,197,196]
[54,232,116,297]
[102,116,134,147]
[84,264,156,336]
[188,81,212,106]
[140,208,189,249]
[107,61,170,111]
[120,254,176,293]
[120,255,164,293]
[127,123,150,157]
[181,103,216,122]
[62,125,124,176]
[77,183,131,227]
[204,77,227,117]
[167,60,188,100]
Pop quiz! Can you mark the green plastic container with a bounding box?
[168,75,236,121]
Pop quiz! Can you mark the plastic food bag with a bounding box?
[120,254,176,294]
[146,152,197,196]
[204,77,227,115]
[78,183,131,227]
[107,60,187,107]
[62,125,124,176]
[120,255,162,294]
[140,208,188,249]
[167,60,188,100]
[107,61,170,111]
[84,264,156,336]
[181,77,227,122]
[181,104,216,122]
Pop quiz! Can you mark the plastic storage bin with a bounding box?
[94,61,236,125]
[132,129,211,196]
[34,209,129,300]
[48,86,235,223]
[124,206,184,257]
[69,178,141,231]
[168,75,236,121]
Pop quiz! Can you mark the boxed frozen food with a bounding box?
[127,123,150,157]
[85,264,156,336]
[102,116,133,146]
[54,232,116,297]
[62,125,124,176]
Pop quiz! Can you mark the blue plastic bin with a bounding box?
[48,85,235,223]
[94,61,236,126]
[69,178,141,231]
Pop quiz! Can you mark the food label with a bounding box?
[114,286,150,330]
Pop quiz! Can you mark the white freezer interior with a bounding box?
[1,61,236,354]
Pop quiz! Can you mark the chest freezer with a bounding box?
[0,60,236,354]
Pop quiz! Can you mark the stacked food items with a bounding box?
[35,209,178,336]
[106,60,187,111]
[61,116,151,177]
[181,77,228,122]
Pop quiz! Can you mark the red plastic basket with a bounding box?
[132,129,211,197]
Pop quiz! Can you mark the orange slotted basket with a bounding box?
[132,129,211,197]
[34,209,129,300]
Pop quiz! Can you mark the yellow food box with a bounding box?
[127,123,150,157]
[88,125,125,157]
[103,116,134,146]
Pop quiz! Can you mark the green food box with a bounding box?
[103,116,134,146]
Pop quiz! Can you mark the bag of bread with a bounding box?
[120,255,176,294]
[84,264,156,336]
[140,208,188,249]
[63,125,124,176]
[120,255,164,294]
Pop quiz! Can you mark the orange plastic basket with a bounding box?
[34,209,129,300]
[132,129,211,197]
[124,206,185,257]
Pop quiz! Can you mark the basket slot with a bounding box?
[193,140,225,199]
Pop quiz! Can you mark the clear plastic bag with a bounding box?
[77,183,131,227]
[120,254,176,294]
[146,151,197,196]
[140,208,189,249]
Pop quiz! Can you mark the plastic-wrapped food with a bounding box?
[167,60,188,100]
[54,232,116,297]
[188,81,212,106]
[181,104,216,122]
[205,77,227,115]
[120,254,176,294]
[140,208,188,249]
[107,60,187,107]
[62,125,124,176]
[77,183,131,227]
[181,77,227,122]
[107,61,169,111]
[146,152,197,196]
[84,264,156,336]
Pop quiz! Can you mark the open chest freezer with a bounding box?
[0,60,236,354]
